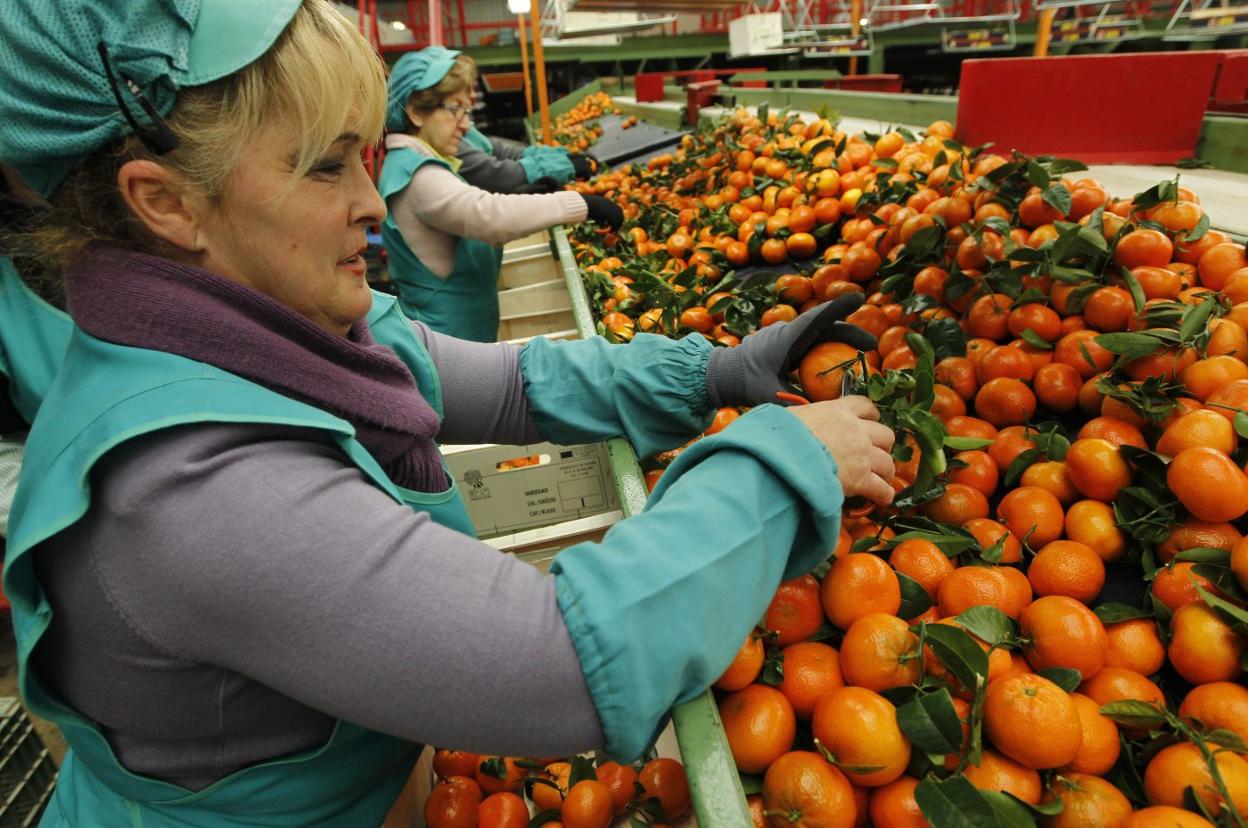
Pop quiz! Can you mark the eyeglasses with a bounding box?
[439,102,471,122]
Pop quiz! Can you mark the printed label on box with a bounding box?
[444,441,618,538]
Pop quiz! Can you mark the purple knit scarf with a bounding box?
[64,246,447,492]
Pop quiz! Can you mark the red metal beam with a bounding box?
[429,0,443,44]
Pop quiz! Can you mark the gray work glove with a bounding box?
[705,293,878,408]
[568,153,596,179]
[581,194,624,231]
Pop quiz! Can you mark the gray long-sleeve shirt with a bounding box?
[32,322,602,791]
[456,133,531,194]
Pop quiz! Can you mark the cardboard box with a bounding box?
[485,510,622,570]
[442,442,619,539]
[497,237,576,341]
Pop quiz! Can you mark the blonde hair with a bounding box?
[404,54,477,115]
[13,0,386,280]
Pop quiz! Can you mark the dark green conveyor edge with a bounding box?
[551,222,753,827]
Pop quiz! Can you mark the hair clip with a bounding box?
[97,42,179,156]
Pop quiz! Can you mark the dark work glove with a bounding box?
[568,152,596,179]
[705,293,878,408]
[581,194,624,231]
[517,176,562,195]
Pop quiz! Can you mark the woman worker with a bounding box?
[0,1,893,824]
[456,56,594,193]
[381,46,622,341]
[456,71,594,193]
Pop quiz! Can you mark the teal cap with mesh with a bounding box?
[0,0,301,197]
[385,46,462,131]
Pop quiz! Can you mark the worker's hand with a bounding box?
[786,396,896,505]
[581,194,624,231]
[705,293,877,408]
[568,153,596,179]
[517,176,562,195]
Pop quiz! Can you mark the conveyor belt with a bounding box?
[1087,165,1248,240]
[587,113,689,167]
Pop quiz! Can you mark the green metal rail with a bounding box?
[729,69,843,85]
[551,224,754,828]
[521,81,743,824]
[726,85,959,125]
[526,80,752,824]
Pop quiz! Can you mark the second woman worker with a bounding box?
[380,46,621,342]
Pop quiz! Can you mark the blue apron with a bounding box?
[378,147,503,343]
[5,291,475,826]
[0,256,72,423]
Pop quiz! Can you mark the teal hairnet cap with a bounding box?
[0,0,302,197]
[385,45,462,131]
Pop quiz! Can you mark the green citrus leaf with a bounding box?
[891,527,977,556]
[1234,411,1248,440]
[1043,185,1072,216]
[1004,448,1043,488]
[762,645,785,686]
[955,605,1017,647]
[1174,547,1232,565]
[926,317,969,359]
[1195,583,1248,626]
[982,216,1014,238]
[568,754,597,787]
[1026,161,1051,190]
[944,436,994,451]
[1019,329,1054,350]
[1204,728,1248,753]
[852,536,881,553]
[1093,603,1152,624]
[480,756,509,779]
[897,688,965,756]
[981,790,1046,826]
[1121,266,1146,314]
[906,332,938,366]
[1184,211,1210,244]
[1183,785,1220,824]
[898,571,934,620]
[1037,667,1082,693]
[921,622,989,693]
[1100,699,1166,728]
[1093,332,1171,359]
[914,776,1000,828]
[1046,158,1089,176]
[1179,297,1219,342]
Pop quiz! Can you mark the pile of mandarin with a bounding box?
[568,108,1248,828]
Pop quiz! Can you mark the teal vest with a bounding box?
[0,257,72,424]
[5,292,474,826]
[378,147,504,343]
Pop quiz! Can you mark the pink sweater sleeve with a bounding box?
[409,165,587,245]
